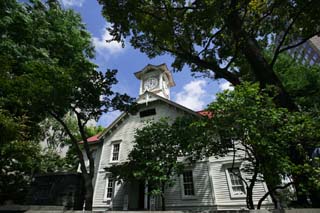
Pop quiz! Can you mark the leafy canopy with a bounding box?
[0,0,133,208]
[99,0,320,85]
[204,82,320,207]
[107,116,207,194]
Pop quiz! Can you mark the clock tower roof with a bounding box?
[134,63,175,87]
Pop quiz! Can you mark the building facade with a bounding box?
[287,35,320,66]
[85,64,272,211]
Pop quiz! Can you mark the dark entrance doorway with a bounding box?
[128,181,145,210]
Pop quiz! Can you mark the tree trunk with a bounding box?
[225,1,316,207]
[161,183,166,211]
[246,185,255,209]
[226,1,297,111]
[266,184,279,209]
[83,173,94,210]
[48,111,95,210]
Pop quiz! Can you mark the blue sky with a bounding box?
[59,0,233,126]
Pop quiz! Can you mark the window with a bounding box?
[313,54,319,61]
[310,59,315,66]
[182,170,195,196]
[139,108,156,117]
[104,177,114,201]
[226,167,246,198]
[111,143,120,162]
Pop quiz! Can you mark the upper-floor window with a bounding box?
[139,108,156,118]
[225,167,246,198]
[111,142,120,162]
[182,170,195,196]
[313,53,319,61]
[310,59,315,66]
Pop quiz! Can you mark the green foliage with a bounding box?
[0,0,133,134]
[107,116,202,208]
[98,0,320,206]
[274,53,320,111]
[0,109,29,144]
[0,140,41,204]
[0,0,134,208]
[109,118,184,189]
[38,149,69,173]
[98,0,320,86]
[205,83,320,208]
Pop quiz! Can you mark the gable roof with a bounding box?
[139,91,201,117]
[100,92,202,141]
[95,112,128,142]
[79,133,102,144]
[83,92,207,144]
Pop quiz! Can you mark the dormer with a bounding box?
[134,64,175,100]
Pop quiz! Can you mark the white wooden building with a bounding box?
[84,64,272,211]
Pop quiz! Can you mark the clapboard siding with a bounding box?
[93,171,109,207]
[99,101,187,169]
[93,171,126,209]
[209,156,271,209]
[93,101,188,210]
[92,99,272,211]
[164,162,214,208]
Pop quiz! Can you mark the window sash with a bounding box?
[111,143,120,161]
[182,171,195,196]
[227,168,245,196]
[104,177,114,200]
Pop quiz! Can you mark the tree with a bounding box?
[98,0,319,109]
[274,54,320,112]
[107,117,206,210]
[39,115,104,171]
[203,83,320,208]
[98,0,320,205]
[0,0,133,209]
[0,140,42,204]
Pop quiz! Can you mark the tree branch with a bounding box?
[159,45,240,85]
[278,31,320,54]
[271,1,314,67]
[248,1,279,36]
[74,110,95,179]
[48,110,88,175]
[198,26,226,56]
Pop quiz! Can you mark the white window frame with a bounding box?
[225,167,246,198]
[103,176,114,202]
[180,170,197,199]
[110,141,121,163]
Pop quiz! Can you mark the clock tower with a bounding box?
[134,64,175,100]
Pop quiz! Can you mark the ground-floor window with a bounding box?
[104,177,114,201]
[225,167,246,197]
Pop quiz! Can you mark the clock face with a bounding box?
[144,77,158,90]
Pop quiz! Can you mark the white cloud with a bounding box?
[92,26,125,58]
[86,119,97,127]
[98,111,121,127]
[174,80,207,111]
[60,0,85,7]
[219,81,234,91]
